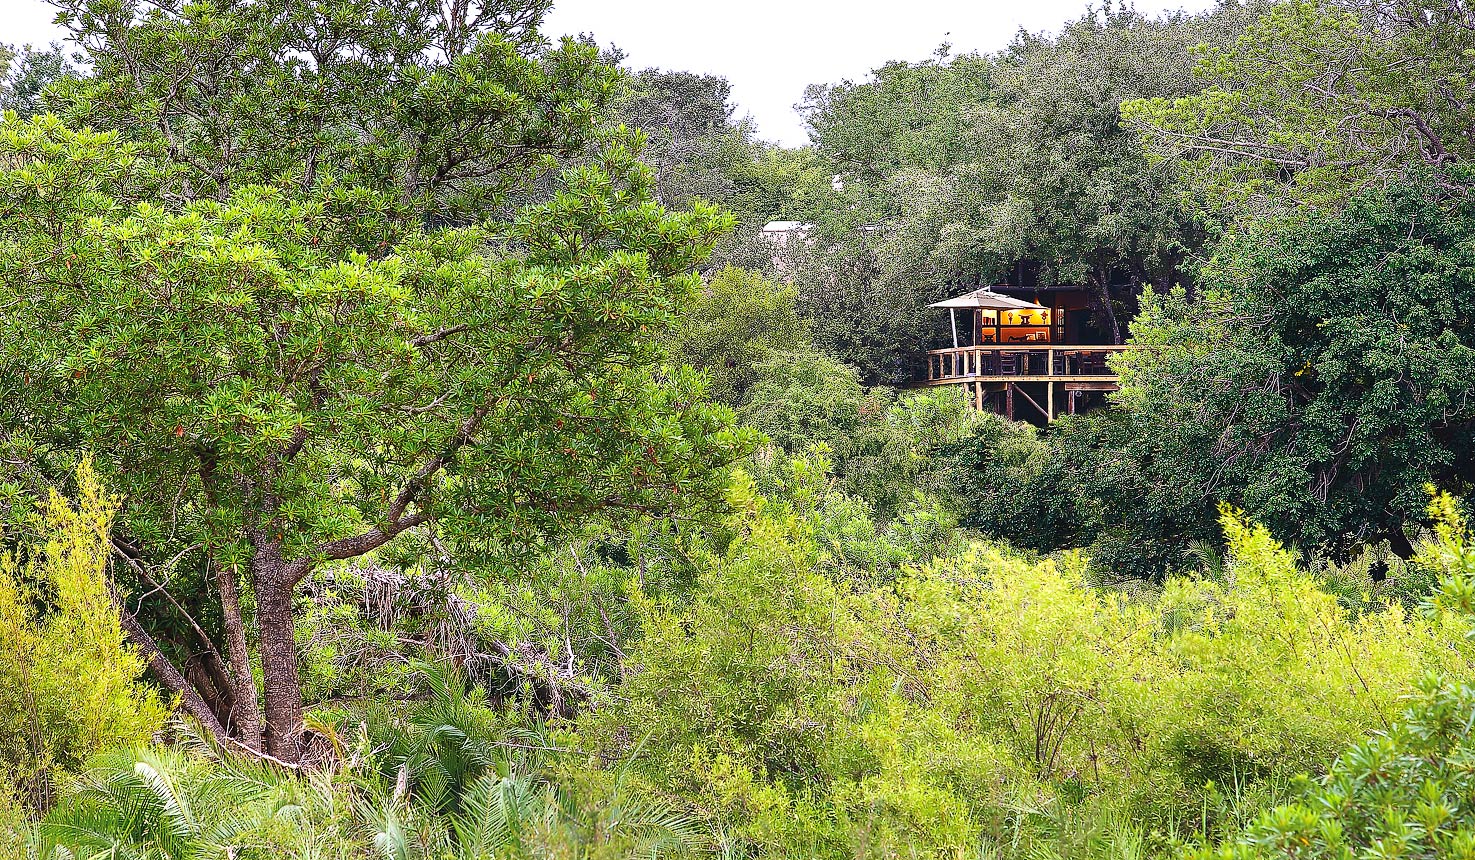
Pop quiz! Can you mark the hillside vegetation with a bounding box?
[1,0,1474,858]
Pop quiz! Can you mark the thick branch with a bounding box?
[116,598,231,744]
[306,510,433,568]
[1383,107,1454,164]
[215,562,264,751]
[282,400,498,583]
[388,401,494,522]
[411,324,472,347]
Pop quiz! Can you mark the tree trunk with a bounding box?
[182,650,239,731]
[252,545,304,762]
[1090,267,1123,344]
[216,563,264,751]
[1387,528,1416,561]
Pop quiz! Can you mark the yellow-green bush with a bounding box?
[0,462,167,806]
[587,474,1465,859]
[1149,510,1440,795]
[1187,494,1475,860]
[890,507,1444,817]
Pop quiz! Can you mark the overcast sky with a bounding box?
[5,0,1215,146]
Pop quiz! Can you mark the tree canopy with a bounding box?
[1117,179,1475,558]
[1124,0,1475,211]
[0,0,746,762]
[785,6,1252,380]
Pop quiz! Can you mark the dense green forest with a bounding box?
[2,0,1475,858]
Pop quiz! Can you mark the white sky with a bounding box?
[3,0,1216,146]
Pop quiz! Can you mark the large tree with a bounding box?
[790,7,1251,381]
[0,0,746,762]
[47,0,608,223]
[1111,179,1475,563]
[0,42,77,117]
[609,65,835,252]
[1123,0,1475,212]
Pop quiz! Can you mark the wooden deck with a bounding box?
[920,345,1133,421]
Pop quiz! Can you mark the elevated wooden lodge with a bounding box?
[919,286,1129,423]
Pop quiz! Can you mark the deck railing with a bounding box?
[923,344,1134,383]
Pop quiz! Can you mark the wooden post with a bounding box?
[950,308,959,348]
[1005,383,1015,421]
[1047,380,1055,422]
[1014,384,1049,421]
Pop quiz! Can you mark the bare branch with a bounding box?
[411,324,472,347]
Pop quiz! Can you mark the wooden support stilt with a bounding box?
[1014,384,1050,421]
[1005,383,1015,421]
[1047,381,1055,422]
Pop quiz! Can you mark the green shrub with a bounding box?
[941,408,1081,549]
[1147,509,1438,796]
[877,505,1433,829]
[585,474,1458,858]
[1192,496,1475,860]
[668,266,809,405]
[0,462,167,807]
[739,351,982,520]
[737,348,867,454]
[1190,675,1475,860]
[834,385,979,519]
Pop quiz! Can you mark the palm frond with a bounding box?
[604,788,712,859]
[357,791,448,860]
[450,773,556,858]
[39,746,288,860]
